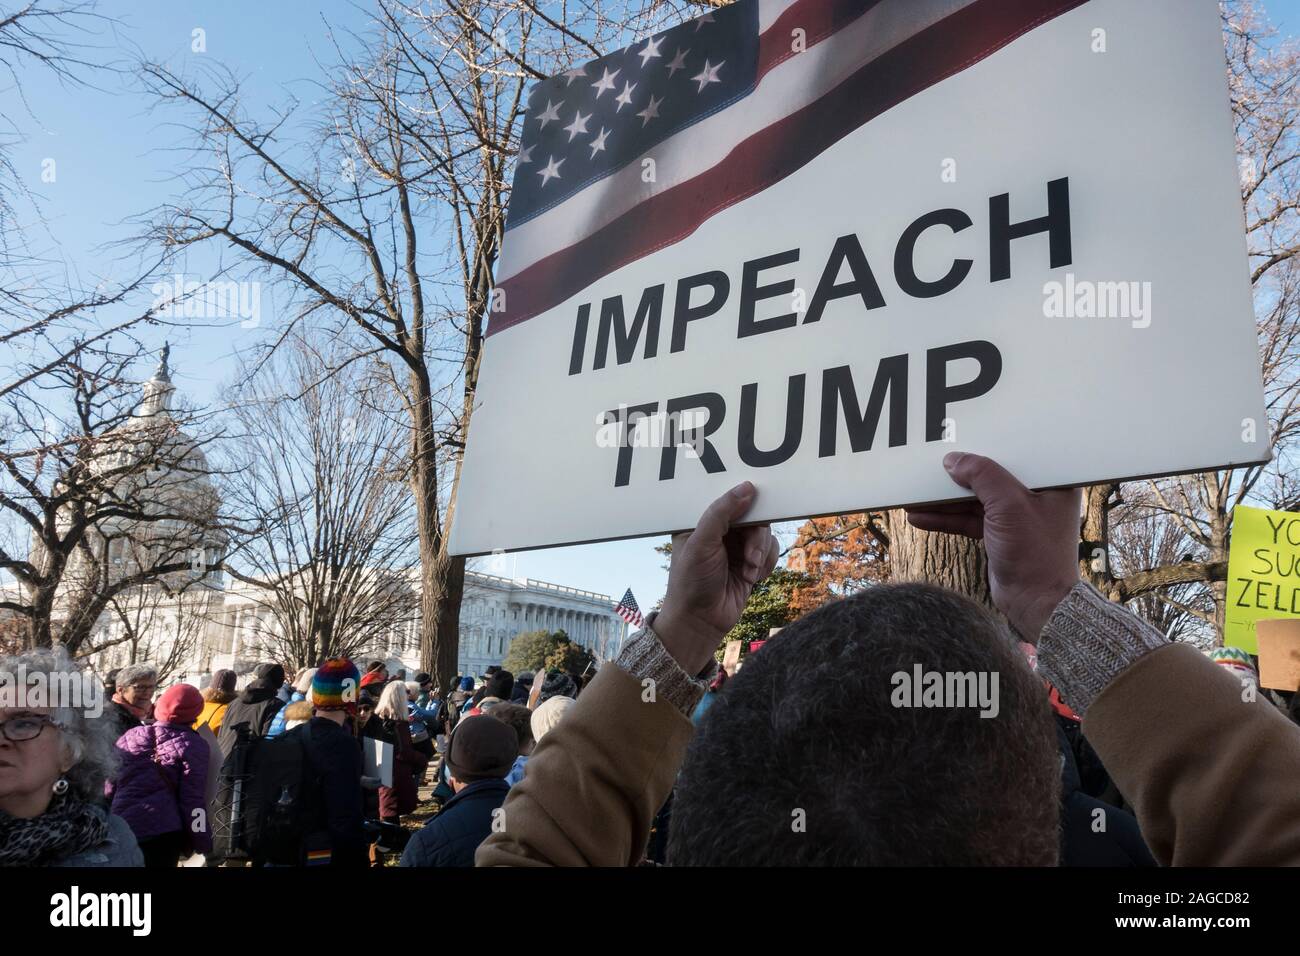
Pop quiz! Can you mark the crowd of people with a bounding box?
[2,454,1299,867]
[0,631,593,867]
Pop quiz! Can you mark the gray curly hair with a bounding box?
[114,663,157,691]
[0,647,120,803]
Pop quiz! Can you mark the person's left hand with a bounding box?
[655,482,779,675]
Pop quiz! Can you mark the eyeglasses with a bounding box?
[0,714,64,742]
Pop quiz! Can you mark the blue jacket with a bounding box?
[505,755,528,787]
[400,778,509,867]
[266,691,305,738]
[409,700,439,723]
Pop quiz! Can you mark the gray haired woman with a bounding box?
[0,649,143,866]
[108,662,157,740]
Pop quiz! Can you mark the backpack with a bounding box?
[211,723,325,865]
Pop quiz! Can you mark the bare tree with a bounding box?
[1105,486,1218,646]
[84,579,214,683]
[0,342,225,651]
[220,336,419,671]
[137,0,676,690]
[1081,1,1300,639]
[0,0,112,265]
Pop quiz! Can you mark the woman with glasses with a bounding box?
[108,663,157,741]
[0,649,143,867]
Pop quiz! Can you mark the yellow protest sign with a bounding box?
[1226,505,1300,654]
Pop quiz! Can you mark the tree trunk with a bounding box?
[885,510,1001,623]
[1081,483,1116,596]
[410,368,462,694]
[432,553,465,694]
[1207,508,1229,643]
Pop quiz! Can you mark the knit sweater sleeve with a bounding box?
[1035,581,1166,717]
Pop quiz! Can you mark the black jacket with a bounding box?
[1058,722,1156,867]
[302,716,368,867]
[107,700,143,742]
[400,778,509,867]
[218,684,285,759]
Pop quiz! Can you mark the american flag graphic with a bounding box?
[490,0,1089,334]
[614,588,644,628]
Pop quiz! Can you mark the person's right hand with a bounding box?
[904,452,1082,641]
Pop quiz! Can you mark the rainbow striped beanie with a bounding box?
[312,658,360,713]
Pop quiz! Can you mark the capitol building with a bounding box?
[18,350,628,688]
[187,570,627,686]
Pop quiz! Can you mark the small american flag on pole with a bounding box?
[614,588,644,628]
[490,0,1088,333]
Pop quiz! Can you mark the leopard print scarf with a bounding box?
[0,794,108,867]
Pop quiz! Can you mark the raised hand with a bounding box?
[905,452,1082,641]
[655,482,779,674]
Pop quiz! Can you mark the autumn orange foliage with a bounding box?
[787,513,890,615]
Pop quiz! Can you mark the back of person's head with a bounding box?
[538,671,577,704]
[154,683,204,725]
[312,658,360,714]
[446,715,518,784]
[668,583,1060,866]
[293,668,318,696]
[489,702,534,755]
[254,662,286,690]
[374,679,409,720]
[530,694,574,741]
[485,669,514,701]
[208,668,237,695]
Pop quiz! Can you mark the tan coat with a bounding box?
[478,666,690,866]
[478,643,1300,867]
[1084,643,1300,866]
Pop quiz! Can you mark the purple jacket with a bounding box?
[106,721,213,854]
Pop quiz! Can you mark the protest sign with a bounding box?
[451,0,1269,555]
[1226,506,1300,655]
[362,737,394,788]
[722,640,743,675]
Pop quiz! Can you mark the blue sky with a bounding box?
[4,0,1298,613]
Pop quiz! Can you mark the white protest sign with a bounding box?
[362,737,394,788]
[450,0,1268,556]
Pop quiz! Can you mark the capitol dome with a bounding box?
[80,345,225,584]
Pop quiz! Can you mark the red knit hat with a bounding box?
[155,683,204,724]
